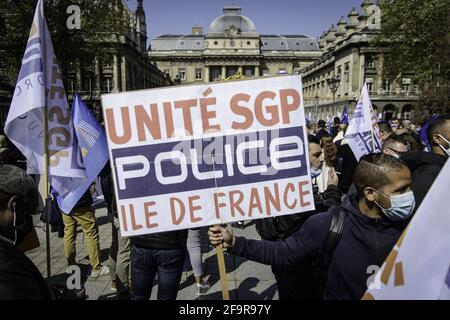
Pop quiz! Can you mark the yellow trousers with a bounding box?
[62,206,101,270]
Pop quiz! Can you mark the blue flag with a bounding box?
[55,95,109,213]
[419,114,440,152]
[341,106,349,124]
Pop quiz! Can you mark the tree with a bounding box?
[0,0,131,90]
[376,0,450,118]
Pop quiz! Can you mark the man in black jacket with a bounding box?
[315,120,330,142]
[401,117,449,208]
[255,135,341,300]
[130,229,188,300]
[209,153,414,300]
[0,165,53,300]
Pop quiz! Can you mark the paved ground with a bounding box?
[26,206,278,300]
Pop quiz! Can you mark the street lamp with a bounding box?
[327,75,341,117]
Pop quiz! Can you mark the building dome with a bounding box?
[208,6,257,36]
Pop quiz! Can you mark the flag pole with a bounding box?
[43,100,51,279]
[41,0,51,279]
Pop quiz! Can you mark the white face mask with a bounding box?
[310,167,322,179]
[437,134,450,157]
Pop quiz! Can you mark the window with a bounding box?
[244,67,254,77]
[247,41,251,45]
[366,78,374,92]
[344,63,350,82]
[384,80,393,93]
[195,68,202,80]
[104,77,112,93]
[214,41,218,45]
[262,69,269,76]
[402,78,411,93]
[179,69,186,81]
[68,78,76,93]
[366,56,375,68]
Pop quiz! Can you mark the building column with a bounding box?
[238,66,243,75]
[255,66,259,77]
[221,66,226,80]
[359,54,365,90]
[121,56,127,91]
[112,54,119,92]
[76,59,82,92]
[205,66,210,83]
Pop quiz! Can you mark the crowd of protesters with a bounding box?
[0,114,449,300]
[210,114,450,300]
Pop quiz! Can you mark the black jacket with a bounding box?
[131,229,188,250]
[401,151,447,209]
[335,143,357,193]
[230,194,405,300]
[73,189,93,210]
[0,239,53,300]
[315,128,330,142]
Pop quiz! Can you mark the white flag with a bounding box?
[344,83,382,160]
[4,0,85,179]
[363,160,450,300]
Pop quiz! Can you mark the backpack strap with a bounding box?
[320,207,347,299]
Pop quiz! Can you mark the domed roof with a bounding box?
[208,6,257,35]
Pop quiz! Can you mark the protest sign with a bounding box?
[102,76,314,237]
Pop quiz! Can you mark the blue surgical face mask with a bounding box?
[374,190,416,221]
[310,167,322,179]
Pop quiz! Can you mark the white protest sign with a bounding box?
[102,76,315,236]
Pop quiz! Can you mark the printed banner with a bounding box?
[102,76,315,236]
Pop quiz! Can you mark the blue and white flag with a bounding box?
[344,83,382,160]
[363,160,450,300]
[341,106,349,124]
[54,95,109,213]
[4,0,86,207]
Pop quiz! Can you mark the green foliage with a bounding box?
[376,0,450,115]
[0,0,130,86]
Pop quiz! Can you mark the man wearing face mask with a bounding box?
[0,165,53,299]
[401,116,449,209]
[382,134,409,159]
[210,153,413,300]
[254,135,341,300]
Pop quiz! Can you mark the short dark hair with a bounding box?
[333,117,341,125]
[378,121,393,134]
[317,120,326,128]
[427,117,450,145]
[307,135,321,146]
[0,165,38,214]
[383,133,408,150]
[353,153,408,196]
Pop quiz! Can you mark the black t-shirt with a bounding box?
[0,239,53,300]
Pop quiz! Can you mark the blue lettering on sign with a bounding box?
[112,126,307,199]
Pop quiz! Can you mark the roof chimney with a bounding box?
[192,26,203,35]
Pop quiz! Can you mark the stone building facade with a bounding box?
[302,1,419,121]
[148,6,322,84]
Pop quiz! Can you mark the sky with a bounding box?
[127,0,365,41]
